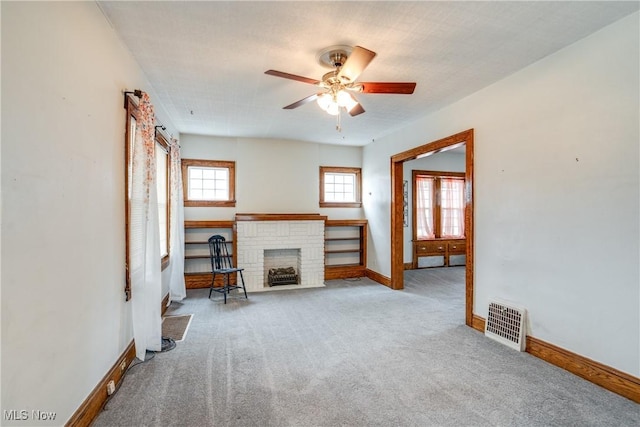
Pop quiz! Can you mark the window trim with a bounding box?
[319,166,362,208]
[181,159,236,207]
[155,132,171,270]
[412,170,465,241]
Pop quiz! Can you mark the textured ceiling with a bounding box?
[97,1,638,146]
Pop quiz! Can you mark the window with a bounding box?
[319,166,362,208]
[124,97,139,300]
[124,95,172,300]
[413,170,465,240]
[155,134,170,268]
[181,159,236,207]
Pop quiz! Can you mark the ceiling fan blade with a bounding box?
[349,103,365,117]
[337,46,376,83]
[358,82,416,94]
[283,93,319,109]
[265,70,320,85]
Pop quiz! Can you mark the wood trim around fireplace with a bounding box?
[235,213,328,221]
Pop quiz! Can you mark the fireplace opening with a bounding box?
[264,248,301,288]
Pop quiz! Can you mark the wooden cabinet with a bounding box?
[412,238,465,268]
[324,219,367,280]
[184,220,235,289]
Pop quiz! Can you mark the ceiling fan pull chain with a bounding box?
[336,109,342,132]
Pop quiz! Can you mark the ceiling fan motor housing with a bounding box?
[316,45,353,69]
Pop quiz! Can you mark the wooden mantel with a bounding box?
[235,213,328,221]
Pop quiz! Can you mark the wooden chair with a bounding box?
[208,235,247,304]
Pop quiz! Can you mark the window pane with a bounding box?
[441,178,465,238]
[128,116,136,201]
[156,142,169,257]
[190,188,203,199]
[190,179,202,190]
[189,168,202,179]
[202,189,216,199]
[416,176,435,239]
[202,168,216,179]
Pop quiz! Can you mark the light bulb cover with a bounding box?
[336,90,352,107]
[316,93,332,111]
[326,102,340,115]
[343,94,359,112]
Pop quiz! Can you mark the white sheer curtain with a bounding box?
[168,137,186,302]
[441,178,465,238]
[129,92,162,361]
[416,176,435,239]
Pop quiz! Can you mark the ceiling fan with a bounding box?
[265,45,416,119]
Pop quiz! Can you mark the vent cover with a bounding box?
[485,300,526,351]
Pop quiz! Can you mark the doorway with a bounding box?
[390,129,474,327]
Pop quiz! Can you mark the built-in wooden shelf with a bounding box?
[183,217,368,285]
[324,219,367,280]
[183,220,236,289]
[185,254,232,260]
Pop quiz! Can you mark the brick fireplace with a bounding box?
[235,214,326,292]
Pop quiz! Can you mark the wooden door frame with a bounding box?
[390,129,474,326]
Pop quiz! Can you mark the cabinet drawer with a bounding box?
[448,240,465,254]
[415,241,446,255]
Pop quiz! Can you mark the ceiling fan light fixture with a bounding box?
[326,102,340,116]
[316,93,332,111]
[337,90,359,112]
[336,90,350,107]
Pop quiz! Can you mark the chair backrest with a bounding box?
[208,235,234,271]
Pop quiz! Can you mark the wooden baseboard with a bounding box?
[470,314,485,332]
[403,262,413,270]
[469,315,640,403]
[526,336,640,403]
[161,293,170,315]
[67,293,171,426]
[66,340,136,427]
[365,268,392,287]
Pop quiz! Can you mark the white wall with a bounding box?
[1,2,177,424]
[363,13,639,376]
[180,134,364,221]
[402,152,466,262]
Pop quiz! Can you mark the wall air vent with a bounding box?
[485,300,526,351]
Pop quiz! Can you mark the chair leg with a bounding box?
[209,272,216,299]
[223,274,228,304]
[238,271,248,299]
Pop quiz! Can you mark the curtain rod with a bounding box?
[155,125,167,139]
[123,89,142,108]
[125,90,178,144]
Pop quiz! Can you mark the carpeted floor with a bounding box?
[94,267,639,426]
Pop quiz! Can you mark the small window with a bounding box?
[182,159,236,207]
[320,166,362,208]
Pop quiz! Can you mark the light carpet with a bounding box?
[94,268,639,426]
